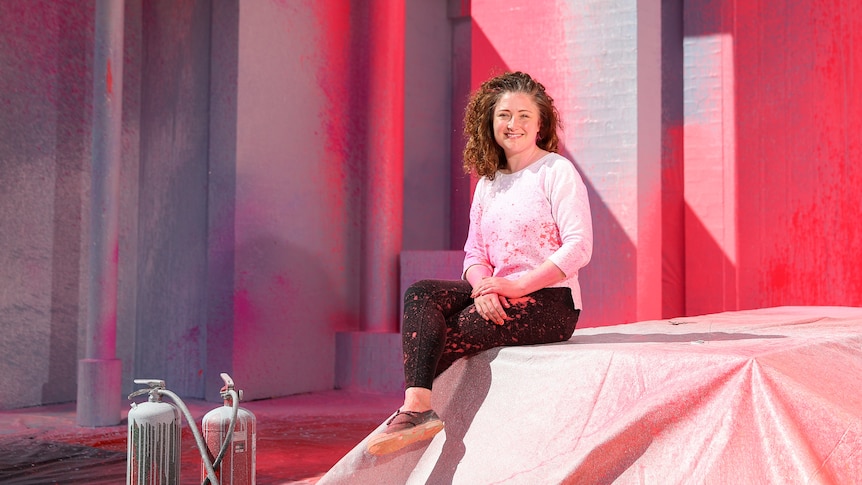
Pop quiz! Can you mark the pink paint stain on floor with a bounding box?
[0,390,400,485]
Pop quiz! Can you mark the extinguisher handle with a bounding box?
[219,373,235,389]
[128,379,167,400]
[218,373,243,401]
[134,379,166,388]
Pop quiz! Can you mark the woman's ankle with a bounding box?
[402,387,433,412]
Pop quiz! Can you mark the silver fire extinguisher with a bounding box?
[202,373,257,485]
[127,379,181,485]
[127,378,224,485]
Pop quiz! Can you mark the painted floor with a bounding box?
[0,389,401,485]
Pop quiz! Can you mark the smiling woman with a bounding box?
[463,71,562,180]
[365,71,593,457]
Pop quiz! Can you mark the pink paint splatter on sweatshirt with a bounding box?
[463,153,593,309]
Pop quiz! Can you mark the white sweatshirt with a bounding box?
[463,153,593,309]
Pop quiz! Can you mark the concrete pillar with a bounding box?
[77,0,124,427]
[206,0,238,402]
[359,0,405,333]
[660,0,686,319]
[449,0,473,250]
[636,0,664,321]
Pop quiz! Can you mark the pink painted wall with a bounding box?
[736,2,862,309]
[468,0,664,327]
[684,0,862,314]
[467,0,862,323]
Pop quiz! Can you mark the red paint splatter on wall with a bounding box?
[106,59,113,95]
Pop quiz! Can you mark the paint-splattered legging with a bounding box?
[402,279,581,390]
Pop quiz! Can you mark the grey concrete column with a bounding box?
[449,0,472,250]
[77,0,124,427]
[360,0,405,333]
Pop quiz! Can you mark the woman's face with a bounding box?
[492,91,542,159]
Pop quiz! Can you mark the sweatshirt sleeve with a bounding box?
[545,159,593,277]
[462,179,493,278]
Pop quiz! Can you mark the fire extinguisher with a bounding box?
[127,379,181,485]
[128,378,224,485]
[202,373,257,485]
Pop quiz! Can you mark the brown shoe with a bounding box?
[366,409,444,456]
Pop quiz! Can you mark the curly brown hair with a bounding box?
[462,71,561,180]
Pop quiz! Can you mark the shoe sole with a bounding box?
[366,420,444,456]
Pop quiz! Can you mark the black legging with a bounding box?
[402,279,580,389]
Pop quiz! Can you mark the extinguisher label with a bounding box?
[233,429,248,453]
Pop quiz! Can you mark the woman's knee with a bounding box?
[403,279,441,303]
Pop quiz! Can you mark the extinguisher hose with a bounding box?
[157,388,224,485]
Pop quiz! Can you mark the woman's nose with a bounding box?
[507,117,515,128]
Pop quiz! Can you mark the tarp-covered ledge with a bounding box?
[318,306,862,484]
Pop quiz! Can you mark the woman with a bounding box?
[368,71,593,456]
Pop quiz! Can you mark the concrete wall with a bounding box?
[0,1,94,408]
[0,0,454,409]
[225,0,356,399]
[223,0,452,398]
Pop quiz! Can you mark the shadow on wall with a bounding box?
[683,203,736,317]
[562,150,637,328]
